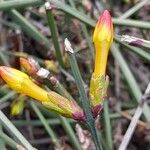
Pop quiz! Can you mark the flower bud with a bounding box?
[90,74,109,117]
[0,66,49,102]
[43,91,85,121]
[93,10,113,76]
[0,66,85,121]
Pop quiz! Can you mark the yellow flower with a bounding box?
[93,10,113,77]
[90,10,113,117]
[0,66,84,120]
[0,66,48,102]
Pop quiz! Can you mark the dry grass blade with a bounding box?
[119,83,150,150]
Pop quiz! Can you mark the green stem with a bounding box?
[114,37,150,61]
[0,91,16,104]
[111,43,150,122]
[0,131,18,149]
[51,78,74,101]
[99,132,109,150]
[58,116,81,150]
[68,0,94,61]
[12,118,75,127]
[0,52,10,66]
[119,0,149,19]
[0,0,43,11]
[49,0,150,29]
[1,0,150,29]
[0,18,20,30]
[30,62,80,149]
[0,110,35,150]
[52,81,81,149]
[0,124,5,150]
[110,109,136,119]
[30,101,61,149]
[103,100,113,150]
[45,2,64,67]
[44,76,81,149]
[112,18,150,29]
[65,41,102,150]
[10,9,50,53]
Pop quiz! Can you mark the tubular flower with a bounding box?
[0,66,48,102]
[90,10,113,117]
[93,10,113,77]
[0,66,84,120]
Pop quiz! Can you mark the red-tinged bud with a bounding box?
[93,10,113,77]
[45,91,85,121]
[93,10,113,44]
[0,66,85,120]
[90,74,109,117]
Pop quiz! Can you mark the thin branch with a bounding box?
[65,38,102,150]
[119,82,150,150]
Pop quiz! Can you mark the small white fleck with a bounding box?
[37,68,49,78]
[45,2,51,9]
[64,38,74,53]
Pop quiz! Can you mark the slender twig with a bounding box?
[1,0,150,29]
[25,110,34,140]
[0,18,20,30]
[116,35,150,50]
[103,100,113,150]
[0,124,5,149]
[0,91,16,104]
[111,43,150,122]
[52,78,75,101]
[112,18,150,29]
[49,0,150,29]
[30,101,61,149]
[50,0,150,29]
[10,9,50,53]
[59,116,81,150]
[68,0,94,61]
[36,66,81,150]
[0,40,61,149]
[119,0,149,19]
[48,78,81,150]
[114,37,150,61]
[119,83,150,150]
[118,111,149,129]
[12,118,75,127]
[0,131,18,149]
[0,52,10,66]
[45,2,64,67]
[0,0,43,11]
[0,110,35,150]
[65,38,102,150]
